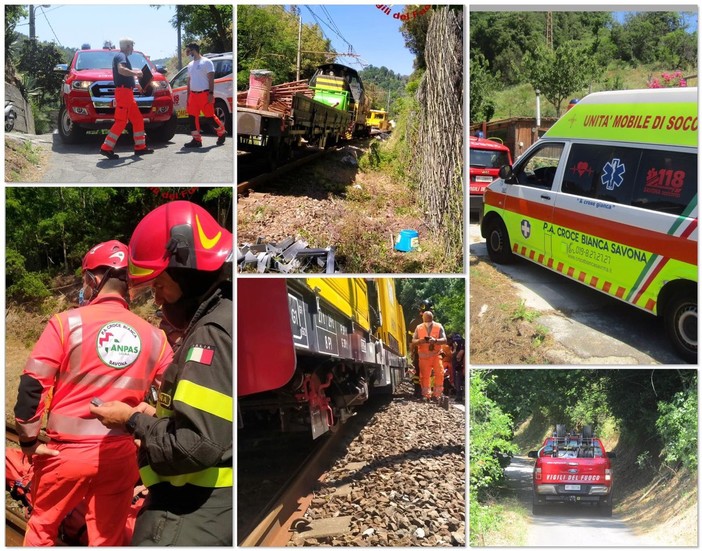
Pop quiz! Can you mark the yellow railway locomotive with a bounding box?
[238,278,407,438]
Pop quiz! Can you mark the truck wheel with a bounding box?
[583,425,593,439]
[532,499,544,516]
[599,498,612,517]
[484,217,515,264]
[58,104,86,144]
[148,115,177,143]
[556,424,566,438]
[664,290,697,363]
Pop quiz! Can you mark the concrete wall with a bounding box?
[5,82,36,134]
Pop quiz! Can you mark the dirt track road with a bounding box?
[7,130,233,184]
[506,456,652,546]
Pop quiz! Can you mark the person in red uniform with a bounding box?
[411,310,447,402]
[182,42,226,148]
[14,240,172,546]
[90,202,233,546]
[100,38,154,160]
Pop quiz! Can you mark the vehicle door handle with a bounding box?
[540,195,551,200]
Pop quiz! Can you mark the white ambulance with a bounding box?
[481,87,697,362]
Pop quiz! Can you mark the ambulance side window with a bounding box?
[631,151,697,216]
[562,144,639,206]
[514,143,564,189]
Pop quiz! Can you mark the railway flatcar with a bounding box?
[238,278,407,439]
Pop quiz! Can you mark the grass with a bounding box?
[491,64,698,120]
[471,496,529,546]
[5,137,46,182]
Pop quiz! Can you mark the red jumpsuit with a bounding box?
[187,91,226,143]
[414,322,445,399]
[15,293,172,546]
[101,87,148,153]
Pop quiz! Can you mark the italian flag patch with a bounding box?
[185,345,215,365]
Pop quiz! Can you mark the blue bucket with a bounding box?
[395,229,419,252]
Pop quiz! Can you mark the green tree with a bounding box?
[469,53,498,124]
[165,5,233,54]
[521,41,597,116]
[237,5,332,89]
[17,40,65,105]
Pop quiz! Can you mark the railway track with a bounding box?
[238,423,349,546]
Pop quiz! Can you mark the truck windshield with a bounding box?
[75,51,150,71]
[470,149,510,169]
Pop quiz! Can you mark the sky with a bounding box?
[16,5,179,60]
[299,5,418,76]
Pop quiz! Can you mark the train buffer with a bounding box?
[238,236,337,274]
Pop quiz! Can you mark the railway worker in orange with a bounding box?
[411,310,447,402]
[90,201,233,546]
[183,43,226,149]
[13,240,173,546]
[100,37,154,160]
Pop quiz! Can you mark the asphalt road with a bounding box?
[8,129,233,184]
[469,220,684,364]
[505,457,651,546]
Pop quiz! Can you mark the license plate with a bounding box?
[475,176,494,183]
[564,484,581,491]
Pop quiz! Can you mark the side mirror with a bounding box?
[54,64,69,73]
[156,65,167,75]
[607,452,616,458]
[527,450,538,458]
[499,164,514,182]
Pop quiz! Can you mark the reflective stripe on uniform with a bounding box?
[24,358,57,379]
[46,411,127,437]
[173,380,233,422]
[138,464,232,488]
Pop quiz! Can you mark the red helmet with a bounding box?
[82,240,128,272]
[128,201,232,285]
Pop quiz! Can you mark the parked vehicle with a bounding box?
[469,136,512,216]
[5,101,16,132]
[528,425,616,516]
[170,52,233,135]
[481,87,697,362]
[55,47,176,144]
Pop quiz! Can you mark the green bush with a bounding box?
[656,386,697,470]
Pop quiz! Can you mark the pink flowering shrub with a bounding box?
[648,71,687,88]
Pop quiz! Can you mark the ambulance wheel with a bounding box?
[664,291,697,363]
[215,99,232,135]
[485,217,514,264]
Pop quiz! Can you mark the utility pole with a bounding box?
[296,15,302,81]
[386,89,391,115]
[176,6,183,70]
[29,5,36,40]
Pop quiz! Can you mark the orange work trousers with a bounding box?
[23,439,139,546]
[101,87,147,152]
[418,354,441,399]
[187,91,225,141]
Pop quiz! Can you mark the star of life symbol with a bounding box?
[521,219,531,239]
[601,158,626,191]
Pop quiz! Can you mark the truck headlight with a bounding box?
[71,81,91,90]
[150,81,169,91]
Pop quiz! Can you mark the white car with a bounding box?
[170,52,232,134]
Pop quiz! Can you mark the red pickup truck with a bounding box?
[56,48,176,144]
[469,136,512,217]
[528,425,616,516]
